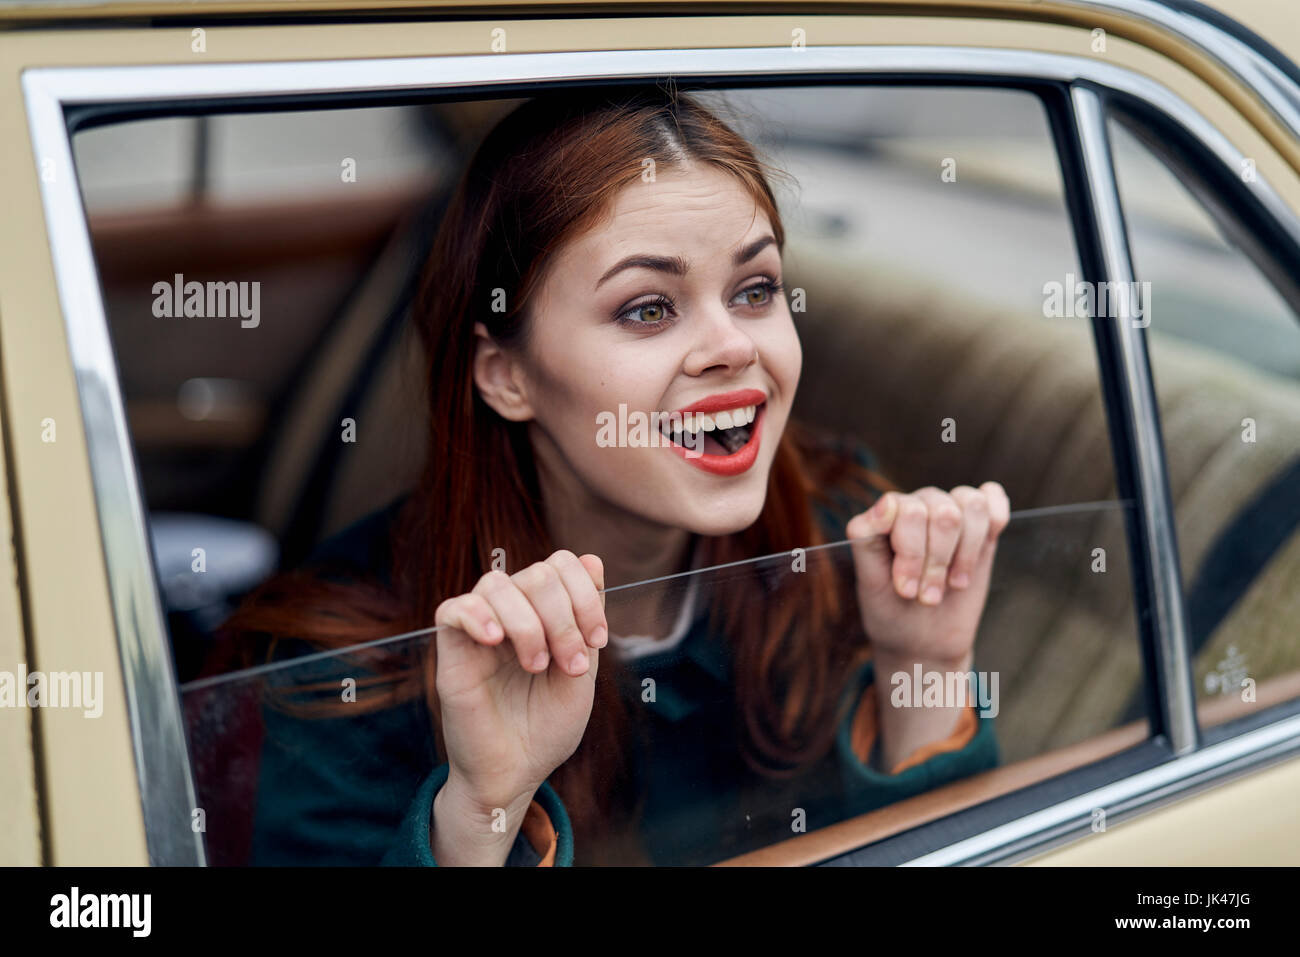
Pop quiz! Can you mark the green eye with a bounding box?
[616,295,675,328]
[732,278,783,309]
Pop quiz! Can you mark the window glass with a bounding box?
[73,106,447,213]
[72,86,1144,866]
[184,511,1127,866]
[1108,114,1300,727]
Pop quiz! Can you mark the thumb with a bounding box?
[846,492,898,594]
[578,553,606,610]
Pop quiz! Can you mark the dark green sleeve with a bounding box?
[248,664,574,866]
[381,763,574,867]
[834,660,999,815]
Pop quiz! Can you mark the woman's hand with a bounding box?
[847,483,1010,668]
[845,483,1009,771]
[430,549,607,864]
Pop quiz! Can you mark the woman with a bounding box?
[220,84,1009,867]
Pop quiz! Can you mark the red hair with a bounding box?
[220,85,891,862]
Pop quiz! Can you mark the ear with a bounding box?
[472,323,535,422]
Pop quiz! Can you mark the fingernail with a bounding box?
[486,621,503,640]
[591,625,608,648]
[950,572,970,589]
[922,585,943,605]
[899,578,920,599]
[569,651,589,674]
[531,651,550,671]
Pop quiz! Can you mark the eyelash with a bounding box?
[614,277,785,330]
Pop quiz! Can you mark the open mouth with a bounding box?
[659,402,762,456]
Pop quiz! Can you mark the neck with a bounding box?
[530,427,694,636]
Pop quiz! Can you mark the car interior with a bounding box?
[72,85,1300,864]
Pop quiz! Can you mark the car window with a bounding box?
[69,84,1146,865]
[1108,113,1300,730]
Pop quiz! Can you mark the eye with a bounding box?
[615,294,676,328]
[731,277,784,309]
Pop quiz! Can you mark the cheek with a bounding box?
[526,335,668,442]
[530,363,609,448]
[761,314,803,395]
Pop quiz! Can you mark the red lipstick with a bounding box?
[663,395,766,477]
[675,388,767,416]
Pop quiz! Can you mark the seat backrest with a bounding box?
[255,195,437,562]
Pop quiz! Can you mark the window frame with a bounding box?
[22,42,1300,867]
[1102,88,1300,712]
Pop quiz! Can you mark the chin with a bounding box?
[680,494,768,538]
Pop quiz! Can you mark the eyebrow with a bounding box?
[594,234,777,289]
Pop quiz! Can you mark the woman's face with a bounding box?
[479,161,802,537]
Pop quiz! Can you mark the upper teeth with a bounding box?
[677,404,758,434]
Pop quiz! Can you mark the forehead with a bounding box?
[570,163,773,258]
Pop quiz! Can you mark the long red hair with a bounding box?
[219,84,890,861]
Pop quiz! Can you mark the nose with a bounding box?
[681,305,759,378]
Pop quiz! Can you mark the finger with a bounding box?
[914,487,962,605]
[434,593,505,646]
[888,493,929,600]
[548,550,608,649]
[947,486,990,589]
[980,481,1011,542]
[474,570,550,673]
[846,492,900,594]
[513,561,590,677]
[578,551,608,625]
[578,553,605,607]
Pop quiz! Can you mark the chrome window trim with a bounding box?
[1071,84,1198,757]
[904,709,1300,866]
[20,42,1300,866]
[5,0,1300,137]
[1063,0,1300,146]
